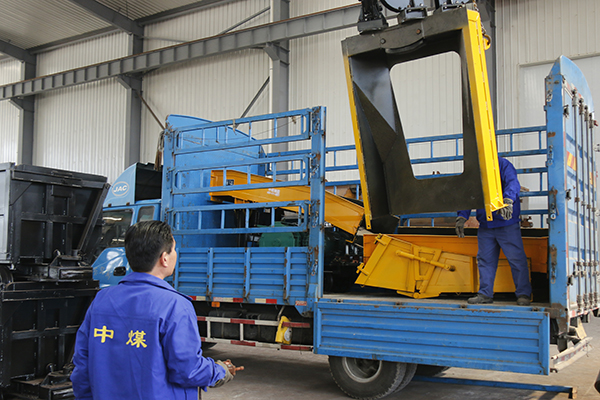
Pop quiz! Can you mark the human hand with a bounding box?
[221,359,244,375]
[211,360,244,388]
[455,217,467,238]
[498,198,513,220]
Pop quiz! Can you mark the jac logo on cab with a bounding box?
[112,182,129,197]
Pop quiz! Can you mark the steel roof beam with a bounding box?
[0,39,36,65]
[138,0,242,26]
[66,0,144,37]
[0,4,360,101]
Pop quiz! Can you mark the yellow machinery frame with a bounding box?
[357,233,547,299]
[343,7,504,229]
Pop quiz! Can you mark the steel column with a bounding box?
[117,33,144,169]
[10,61,36,165]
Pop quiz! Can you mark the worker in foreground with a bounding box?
[455,157,532,306]
[71,220,242,399]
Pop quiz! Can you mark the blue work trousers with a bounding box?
[476,222,532,298]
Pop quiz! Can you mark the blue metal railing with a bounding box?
[163,107,326,307]
[318,125,549,228]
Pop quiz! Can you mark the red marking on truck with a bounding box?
[231,318,254,324]
[231,340,256,347]
[212,297,244,303]
[255,298,277,304]
[281,344,312,351]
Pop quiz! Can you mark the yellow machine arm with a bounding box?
[210,170,365,235]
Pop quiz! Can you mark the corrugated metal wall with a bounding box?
[289,0,463,181]
[35,32,129,183]
[496,0,600,218]
[140,0,271,162]
[288,5,358,181]
[0,58,22,163]
[496,0,600,130]
[0,0,598,187]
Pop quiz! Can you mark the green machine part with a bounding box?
[258,231,305,248]
[258,224,345,260]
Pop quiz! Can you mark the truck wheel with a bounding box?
[328,356,414,399]
[415,364,449,377]
[393,362,417,393]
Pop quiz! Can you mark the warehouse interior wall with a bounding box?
[495,0,600,217]
[288,0,474,184]
[0,0,598,186]
[496,0,600,130]
[139,50,271,164]
[139,0,270,165]
[0,58,21,164]
[34,32,129,183]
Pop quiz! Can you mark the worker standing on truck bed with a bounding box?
[455,157,532,306]
[71,220,242,399]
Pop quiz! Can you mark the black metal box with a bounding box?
[0,163,107,277]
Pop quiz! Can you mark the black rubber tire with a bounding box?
[393,362,417,393]
[328,356,413,399]
[414,364,450,377]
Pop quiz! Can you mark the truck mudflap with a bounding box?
[314,298,550,375]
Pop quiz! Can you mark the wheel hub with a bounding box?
[341,357,383,383]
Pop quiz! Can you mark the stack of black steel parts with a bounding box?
[0,163,108,400]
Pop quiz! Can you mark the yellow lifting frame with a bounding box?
[463,9,504,220]
[343,55,373,228]
[343,9,505,226]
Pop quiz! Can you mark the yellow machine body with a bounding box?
[210,169,364,235]
[357,234,547,299]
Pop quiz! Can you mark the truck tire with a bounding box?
[393,362,417,393]
[415,364,449,377]
[328,356,414,399]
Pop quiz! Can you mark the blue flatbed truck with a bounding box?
[93,54,598,399]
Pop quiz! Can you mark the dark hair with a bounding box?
[124,221,174,273]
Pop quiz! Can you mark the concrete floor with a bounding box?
[203,314,600,400]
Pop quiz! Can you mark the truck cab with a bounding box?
[92,163,161,287]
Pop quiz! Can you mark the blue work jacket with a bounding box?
[458,157,521,229]
[71,272,225,400]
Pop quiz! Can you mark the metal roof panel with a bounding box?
[0,0,111,49]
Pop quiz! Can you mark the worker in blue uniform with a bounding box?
[72,220,241,399]
[455,157,532,306]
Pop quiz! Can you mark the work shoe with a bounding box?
[517,295,531,306]
[467,294,493,304]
